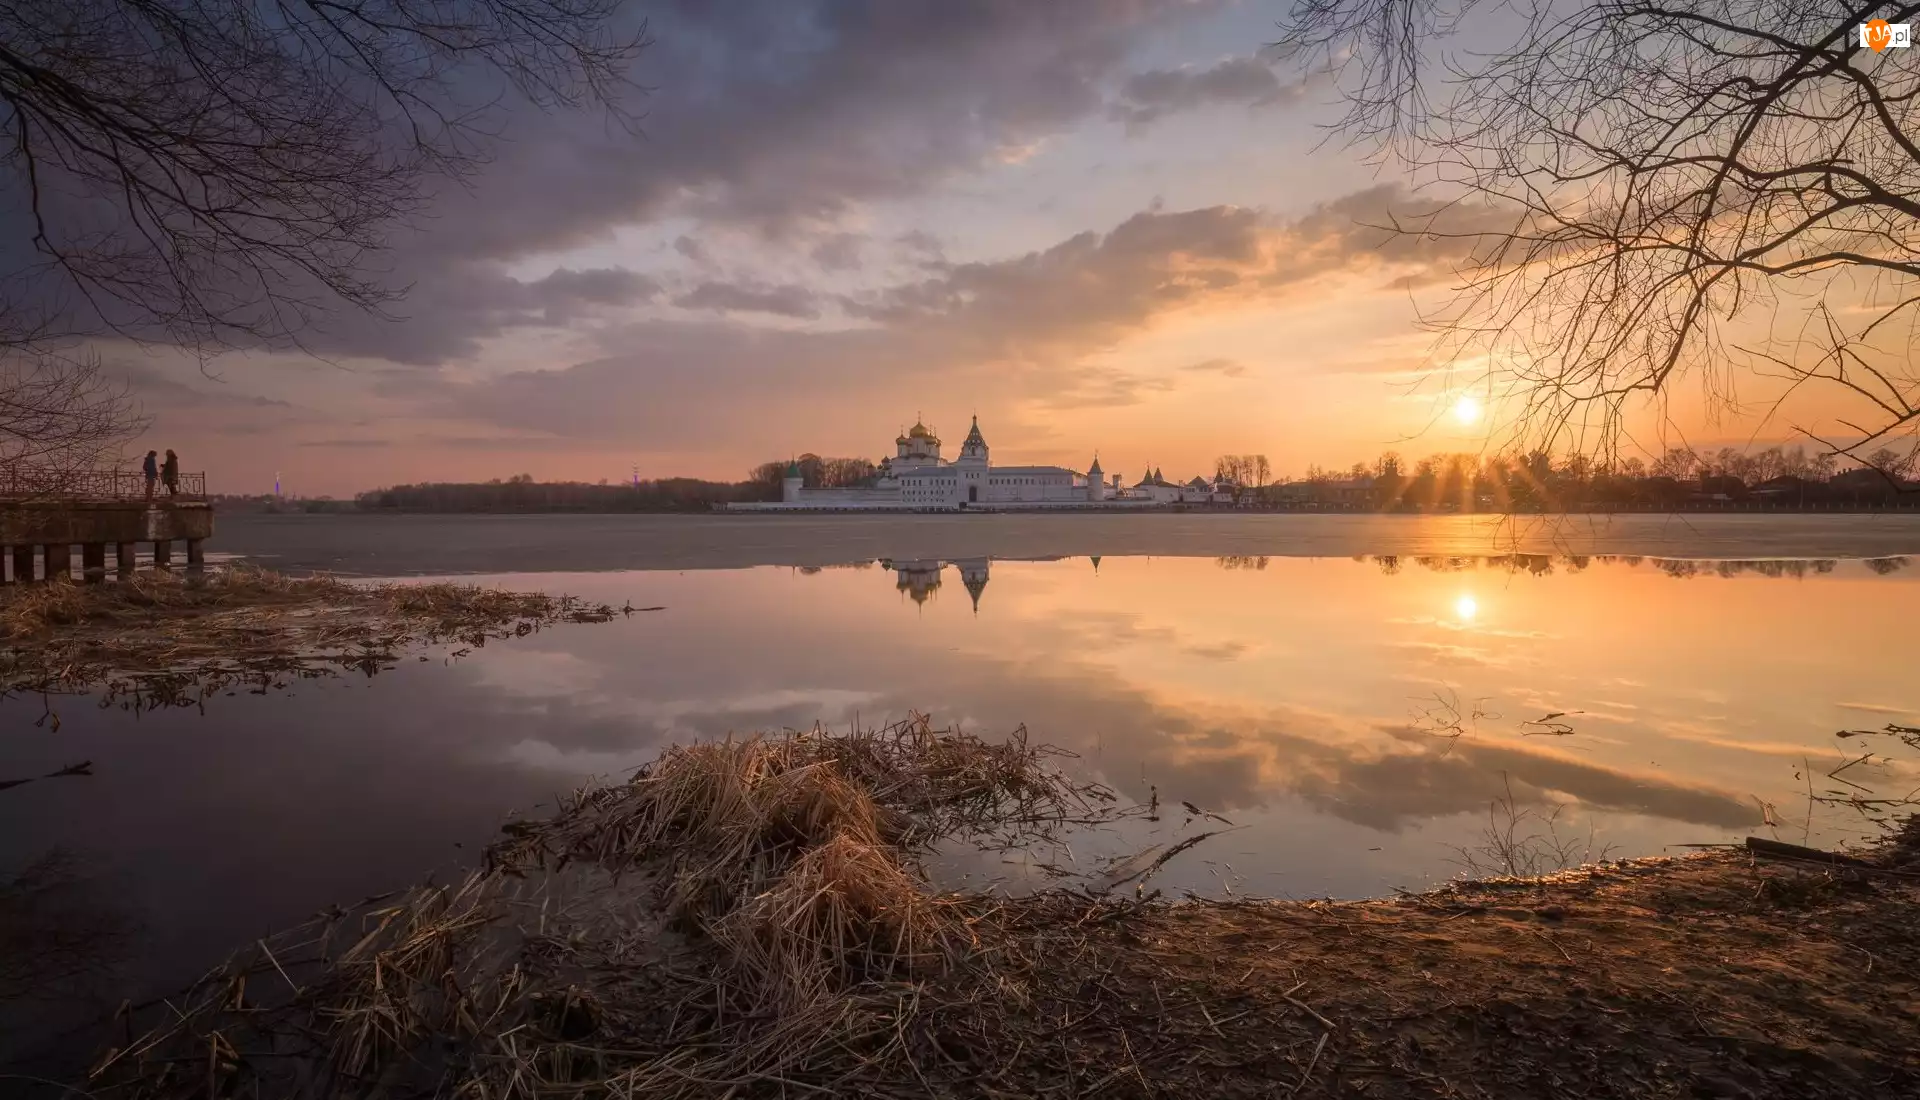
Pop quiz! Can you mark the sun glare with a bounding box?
[1451,395,1483,425]
[1454,594,1479,621]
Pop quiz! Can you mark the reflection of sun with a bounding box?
[1455,594,1479,621]
[1452,395,1483,425]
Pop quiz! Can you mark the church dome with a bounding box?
[908,421,934,439]
[963,416,987,448]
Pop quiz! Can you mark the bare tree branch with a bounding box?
[1275,0,1920,485]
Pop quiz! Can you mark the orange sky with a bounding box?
[100,2,1898,498]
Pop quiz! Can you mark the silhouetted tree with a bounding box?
[1274,1,1920,483]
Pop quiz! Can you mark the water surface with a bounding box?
[5,545,1919,1073]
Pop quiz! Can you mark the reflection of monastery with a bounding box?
[728,417,1235,510]
[882,555,1087,613]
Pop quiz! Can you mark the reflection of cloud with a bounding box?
[1013,607,1260,663]
[751,652,1764,834]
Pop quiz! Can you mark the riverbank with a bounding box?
[0,565,630,710]
[84,719,1920,1100]
[213,511,1920,575]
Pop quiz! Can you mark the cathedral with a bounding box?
[742,416,1124,510]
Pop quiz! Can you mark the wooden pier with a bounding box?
[0,471,214,582]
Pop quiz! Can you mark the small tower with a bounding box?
[781,460,803,504]
[956,415,989,505]
[959,415,989,464]
[1086,454,1106,502]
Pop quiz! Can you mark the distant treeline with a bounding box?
[356,474,772,513]
[355,456,877,513]
[241,443,1918,515]
[1270,444,1919,510]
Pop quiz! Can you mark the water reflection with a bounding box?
[4,551,1919,1074]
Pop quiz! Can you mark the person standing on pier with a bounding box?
[142,450,159,499]
[161,449,179,497]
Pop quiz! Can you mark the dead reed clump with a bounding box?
[714,831,959,1014]
[87,717,1110,1100]
[0,564,624,711]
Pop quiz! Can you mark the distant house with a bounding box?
[1276,476,1375,507]
[1750,475,1813,504]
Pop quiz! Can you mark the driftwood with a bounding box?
[1745,837,1876,869]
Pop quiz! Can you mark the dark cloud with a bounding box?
[20,2,1223,368]
[116,360,295,411]
[528,267,660,323]
[673,236,711,264]
[262,264,659,366]
[895,230,945,261]
[1111,56,1307,129]
[410,1,1218,262]
[809,232,865,271]
[672,280,821,319]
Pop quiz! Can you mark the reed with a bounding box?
[87,715,1108,1100]
[0,565,624,710]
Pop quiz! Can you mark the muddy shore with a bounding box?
[75,721,1920,1100]
[0,566,630,711]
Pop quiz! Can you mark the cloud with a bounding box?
[18,2,1221,367]
[249,264,661,366]
[527,267,660,323]
[425,187,1499,445]
[673,236,711,264]
[1111,56,1307,129]
[809,232,865,271]
[672,280,822,319]
[1182,357,1248,377]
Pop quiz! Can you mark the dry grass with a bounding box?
[85,716,1107,1100]
[78,719,1920,1100]
[0,565,626,713]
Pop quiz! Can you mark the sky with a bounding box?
[89,0,1874,498]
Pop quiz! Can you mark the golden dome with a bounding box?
[908,421,933,439]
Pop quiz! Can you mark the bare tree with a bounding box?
[0,0,644,354]
[0,350,145,491]
[1274,1,1920,484]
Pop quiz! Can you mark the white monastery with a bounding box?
[730,417,1236,511]
[731,416,1238,510]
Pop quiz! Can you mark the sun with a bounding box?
[1454,594,1479,621]
[1451,395,1483,425]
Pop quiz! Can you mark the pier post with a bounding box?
[43,542,71,582]
[81,543,107,584]
[117,542,137,578]
[153,539,173,568]
[186,539,204,567]
[11,544,33,583]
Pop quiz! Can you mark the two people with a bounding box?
[142,449,180,498]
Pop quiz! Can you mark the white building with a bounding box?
[736,416,1146,510]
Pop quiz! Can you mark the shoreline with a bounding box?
[0,565,631,711]
[77,721,1920,1100]
[210,511,1920,576]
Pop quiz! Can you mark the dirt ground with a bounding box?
[957,845,1920,1098]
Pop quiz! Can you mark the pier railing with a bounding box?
[0,466,208,502]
